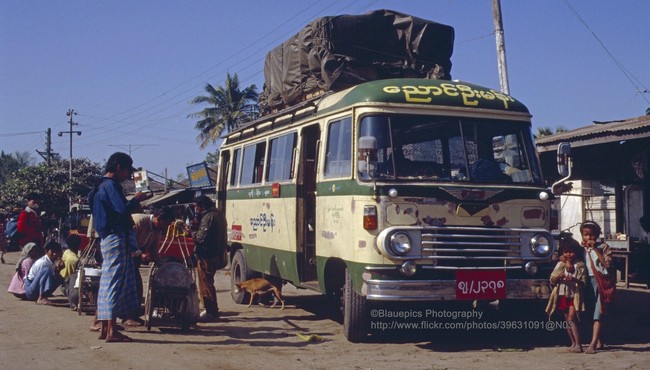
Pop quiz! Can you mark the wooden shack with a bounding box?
[536,114,650,288]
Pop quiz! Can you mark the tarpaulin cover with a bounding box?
[259,9,455,114]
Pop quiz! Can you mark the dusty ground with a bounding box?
[1,249,649,370]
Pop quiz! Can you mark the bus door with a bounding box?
[297,124,319,283]
[217,151,230,212]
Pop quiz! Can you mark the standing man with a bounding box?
[88,152,150,343]
[190,195,228,321]
[16,192,45,248]
[122,206,175,327]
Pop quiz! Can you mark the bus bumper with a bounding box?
[363,278,552,301]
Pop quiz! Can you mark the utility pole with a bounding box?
[36,128,59,167]
[492,0,510,95]
[58,109,81,209]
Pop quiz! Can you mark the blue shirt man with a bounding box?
[88,152,150,343]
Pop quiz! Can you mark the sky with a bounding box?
[1,0,649,179]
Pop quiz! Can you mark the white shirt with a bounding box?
[27,254,55,281]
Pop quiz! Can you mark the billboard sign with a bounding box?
[133,170,149,192]
[187,162,213,188]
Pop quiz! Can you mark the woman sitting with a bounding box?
[7,242,41,299]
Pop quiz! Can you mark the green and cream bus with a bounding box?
[217,78,556,341]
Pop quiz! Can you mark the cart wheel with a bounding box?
[77,268,85,315]
[144,265,155,331]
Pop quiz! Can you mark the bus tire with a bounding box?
[231,249,253,305]
[343,268,368,342]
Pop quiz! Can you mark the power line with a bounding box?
[108,144,159,157]
[562,0,650,104]
[0,131,44,137]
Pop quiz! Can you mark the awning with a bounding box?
[141,190,194,207]
[536,114,650,153]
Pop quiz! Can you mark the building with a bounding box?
[535,114,650,288]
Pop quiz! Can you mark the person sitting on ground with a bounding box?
[7,242,41,299]
[24,241,63,305]
[60,234,81,299]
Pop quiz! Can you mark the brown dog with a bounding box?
[235,278,285,309]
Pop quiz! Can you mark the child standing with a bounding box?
[580,220,613,354]
[546,237,587,352]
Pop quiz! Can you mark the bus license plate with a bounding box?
[455,270,506,300]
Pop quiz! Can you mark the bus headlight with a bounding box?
[530,234,553,257]
[390,232,411,256]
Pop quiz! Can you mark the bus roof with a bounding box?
[224,78,529,143]
[317,78,529,115]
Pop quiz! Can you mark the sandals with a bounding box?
[122,319,143,327]
[105,332,134,343]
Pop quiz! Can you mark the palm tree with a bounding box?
[188,73,259,149]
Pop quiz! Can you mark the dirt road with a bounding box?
[1,250,648,370]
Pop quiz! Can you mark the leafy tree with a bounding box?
[0,157,102,216]
[534,126,568,139]
[534,127,554,139]
[0,150,32,185]
[204,151,219,165]
[188,73,259,149]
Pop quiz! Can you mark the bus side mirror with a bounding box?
[557,142,571,177]
[358,136,378,177]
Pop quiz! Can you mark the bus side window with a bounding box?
[241,141,267,186]
[230,148,241,186]
[266,132,297,182]
[324,117,352,178]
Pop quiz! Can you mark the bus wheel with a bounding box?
[231,249,253,304]
[343,268,368,342]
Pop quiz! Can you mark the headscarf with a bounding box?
[15,242,37,277]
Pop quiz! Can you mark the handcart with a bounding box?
[76,237,102,315]
[144,220,199,331]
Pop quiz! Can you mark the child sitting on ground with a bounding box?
[546,237,587,352]
[7,242,42,298]
[60,234,81,299]
[24,241,63,305]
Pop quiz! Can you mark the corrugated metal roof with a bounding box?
[535,114,650,153]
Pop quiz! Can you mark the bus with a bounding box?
[216,78,557,341]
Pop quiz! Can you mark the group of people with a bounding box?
[6,152,230,343]
[545,220,615,354]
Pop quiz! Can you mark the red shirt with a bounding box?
[17,209,44,246]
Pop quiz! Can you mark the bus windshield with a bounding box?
[358,114,543,185]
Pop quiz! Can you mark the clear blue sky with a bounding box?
[2,1,649,179]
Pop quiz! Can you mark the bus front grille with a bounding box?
[421,227,522,268]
